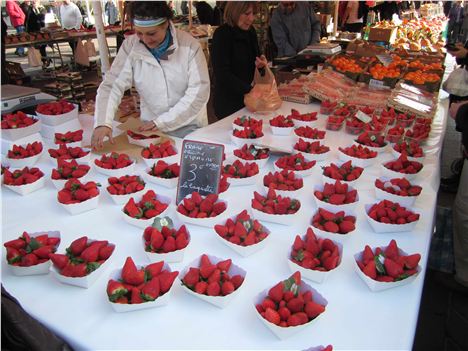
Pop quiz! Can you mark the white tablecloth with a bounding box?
[1,97,449,351]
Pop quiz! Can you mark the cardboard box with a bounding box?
[368,27,397,43]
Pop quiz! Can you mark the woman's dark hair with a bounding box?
[129,1,173,21]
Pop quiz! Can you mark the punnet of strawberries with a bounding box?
[50,236,114,277]
[141,140,177,159]
[127,130,160,140]
[4,231,60,267]
[233,115,262,128]
[405,123,431,140]
[395,112,415,127]
[223,159,259,179]
[383,154,423,174]
[263,169,303,191]
[107,175,145,195]
[294,139,329,154]
[123,190,169,219]
[3,167,44,186]
[7,141,43,159]
[232,125,264,139]
[326,115,345,130]
[322,161,363,182]
[177,192,227,218]
[332,105,352,117]
[356,239,420,282]
[345,116,365,131]
[275,153,316,171]
[95,152,133,169]
[290,228,340,271]
[294,126,326,139]
[214,210,269,246]
[314,180,358,205]
[364,117,387,133]
[355,132,386,148]
[386,125,405,143]
[393,141,424,158]
[339,144,377,159]
[1,111,37,129]
[143,217,189,253]
[54,130,83,144]
[58,179,100,204]
[252,189,301,215]
[36,100,75,115]
[288,109,317,122]
[48,144,89,160]
[255,271,326,327]
[182,254,244,296]
[367,199,420,224]
[269,115,294,128]
[233,144,269,160]
[51,159,90,180]
[107,257,178,304]
[312,208,356,234]
[149,160,180,179]
[375,178,422,197]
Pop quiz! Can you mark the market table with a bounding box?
[1,97,449,350]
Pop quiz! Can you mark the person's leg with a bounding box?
[453,158,468,287]
[15,25,25,55]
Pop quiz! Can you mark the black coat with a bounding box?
[210,24,260,119]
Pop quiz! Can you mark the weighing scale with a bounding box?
[1,85,57,114]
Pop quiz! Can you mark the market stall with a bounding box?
[1,86,449,349]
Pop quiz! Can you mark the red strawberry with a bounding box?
[159,271,178,294]
[141,278,160,301]
[268,282,284,303]
[130,287,143,304]
[121,257,145,286]
[221,281,235,295]
[183,267,200,288]
[68,236,88,256]
[404,254,421,269]
[107,279,128,302]
[384,258,403,278]
[98,245,114,260]
[264,307,281,325]
[206,281,221,296]
[304,301,325,319]
[50,253,69,269]
[145,261,164,278]
[362,260,377,279]
[195,281,208,294]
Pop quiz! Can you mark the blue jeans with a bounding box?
[15,25,25,55]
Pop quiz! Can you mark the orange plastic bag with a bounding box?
[244,66,282,112]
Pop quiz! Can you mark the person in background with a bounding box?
[375,1,399,21]
[91,1,210,149]
[461,2,468,42]
[213,1,225,26]
[105,0,118,26]
[194,1,214,25]
[2,15,10,84]
[5,0,26,56]
[341,0,364,33]
[25,0,50,68]
[448,1,464,44]
[210,1,267,119]
[58,0,82,53]
[270,1,321,57]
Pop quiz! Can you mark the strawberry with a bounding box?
[206,281,221,296]
[268,282,284,303]
[141,278,160,301]
[384,258,404,278]
[49,253,69,269]
[68,236,88,256]
[183,267,200,288]
[404,254,421,269]
[107,279,128,302]
[145,261,164,278]
[363,260,377,279]
[221,281,235,295]
[195,281,208,294]
[264,307,281,325]
[121,257,145,286]
[159,271,178,294]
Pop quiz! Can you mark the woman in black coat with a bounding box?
[210,1,267,119]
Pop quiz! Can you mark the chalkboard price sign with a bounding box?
[176,140,225,205]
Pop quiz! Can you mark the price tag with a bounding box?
[356,110,372,124]
[376,54,393,67]
[369,79,391,90]
[176,140,224,205]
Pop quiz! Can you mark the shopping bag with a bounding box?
[27,47,42,67]
[85,40,97,57]
[442,67,468,97]
[75,39,90,66]
[244,66,282,112]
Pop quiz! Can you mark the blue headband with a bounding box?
[133,17,167,27]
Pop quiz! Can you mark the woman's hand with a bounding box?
[138,120,158,132]
[255,55,268,69]
[91,126,114,150]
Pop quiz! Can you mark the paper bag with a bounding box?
[244,66,282,112]
[75,39,90,66]
[27,47,42,67]
[85,40,97,57]
[442,67,468,97]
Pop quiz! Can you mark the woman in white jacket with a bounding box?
[91,1,210,150]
